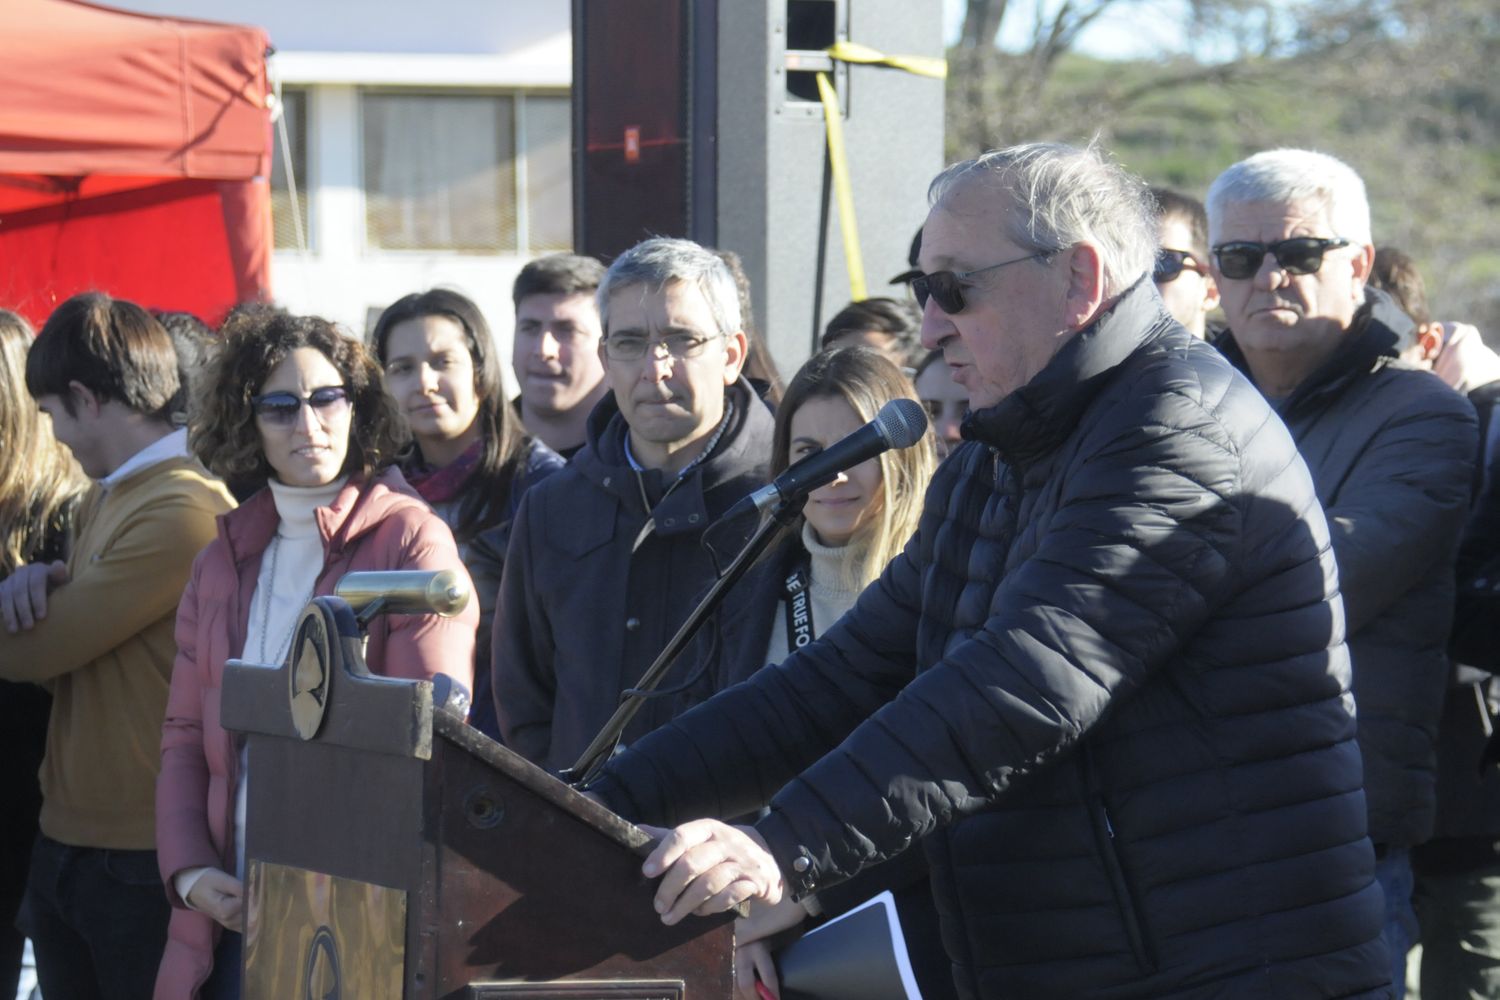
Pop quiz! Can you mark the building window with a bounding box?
[361,90,571,255]
[521,94,573,253]
[270,87,310,250]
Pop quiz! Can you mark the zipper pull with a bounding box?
[631,517,656,554]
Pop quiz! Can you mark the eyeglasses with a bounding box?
[1211,237,1351,281]
[252,386,350,426]
[912,251,1053,314]
[1153,249,1205,284]
[602,332,721,363]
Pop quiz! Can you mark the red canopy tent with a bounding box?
[0,0,272,328]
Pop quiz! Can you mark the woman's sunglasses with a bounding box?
[912,251,1051,315]
[251,385,350,426]
[1153,249,1205,284]
[1211,237,1351,281]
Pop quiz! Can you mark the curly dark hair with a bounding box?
[190,307,409,492]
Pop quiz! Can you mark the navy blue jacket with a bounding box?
[595,280,1390,998]
[492,379,775,771]
[465,438,566,739]
[1220,289,1477,848]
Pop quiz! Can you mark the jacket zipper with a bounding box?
[1080,747,1157,974]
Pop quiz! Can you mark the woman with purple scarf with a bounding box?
[373,289,563,738]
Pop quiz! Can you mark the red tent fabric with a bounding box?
[0,0,272,327]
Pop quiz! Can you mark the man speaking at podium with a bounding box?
[588,143,1391,999]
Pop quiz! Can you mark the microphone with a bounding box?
[333,569,472,618]
[728,397,928,520]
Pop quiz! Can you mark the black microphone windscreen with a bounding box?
[874,397,928,449]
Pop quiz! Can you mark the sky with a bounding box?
[940,0,1198,61]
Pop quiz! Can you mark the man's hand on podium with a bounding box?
[639,819,786,927]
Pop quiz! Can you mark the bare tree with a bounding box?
[946,0,1374,153]
[944,0,1500,327]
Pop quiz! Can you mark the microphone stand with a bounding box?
[566,493,808,789]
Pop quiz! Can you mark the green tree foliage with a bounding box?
[946,0,1500,331]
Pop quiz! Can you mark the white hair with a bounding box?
[1205,148,1371,246]
[597,237,742,335]
[928,141,1158,298]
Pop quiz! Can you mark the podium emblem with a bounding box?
[288,606,333,740]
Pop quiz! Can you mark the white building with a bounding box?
[113,0,574,387]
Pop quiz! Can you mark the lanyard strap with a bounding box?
[782,556,816,651]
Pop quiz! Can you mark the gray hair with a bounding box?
[928,141,1157,298]
[597,237,743,335]
[1206,149,1371,246]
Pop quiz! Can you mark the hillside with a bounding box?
[943,13,1500,333]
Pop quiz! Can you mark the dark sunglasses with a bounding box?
[1211,237,1351,281]
[1153,249,1205,284]
[912,251,1052,314]
[251,385,349,426]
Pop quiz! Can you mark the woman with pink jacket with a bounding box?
[154,308,477,999]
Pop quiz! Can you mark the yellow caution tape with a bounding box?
[815,43,946,301]
[816,70,867,302]
[826,40,947,79]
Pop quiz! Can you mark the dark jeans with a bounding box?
[1376,847,1420,1000]
[1,680,49,1000]
[202,931,242,1000]
[18,834,170,1000]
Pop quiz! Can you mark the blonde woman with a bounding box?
[759,345,932,658]
[0,309,86,999]
[677,346,948,999]
[676,346,934,705]
[0,311,86,574]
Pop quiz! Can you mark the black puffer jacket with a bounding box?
[1449,381,1500,672]
[1219,289,1478,848]
[492,378,775,772]
[595,280,1390,999]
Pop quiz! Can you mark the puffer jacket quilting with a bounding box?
[595,280,1389,998]
[1218,289,1478,848]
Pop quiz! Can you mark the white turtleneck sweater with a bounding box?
[763,522,870,668]
[176,476,347,908]
[245,477,346,668]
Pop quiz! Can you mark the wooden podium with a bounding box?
[221,594,734,1000]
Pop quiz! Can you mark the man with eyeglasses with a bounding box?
[1149,187,1220,339]
[585,143,1391,999]
[492,237,775,773]
[0,293,233,999]
[1208,148,1478,998]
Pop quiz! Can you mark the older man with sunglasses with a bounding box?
[587,142,1394,999]
[1207,148,1477,998]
